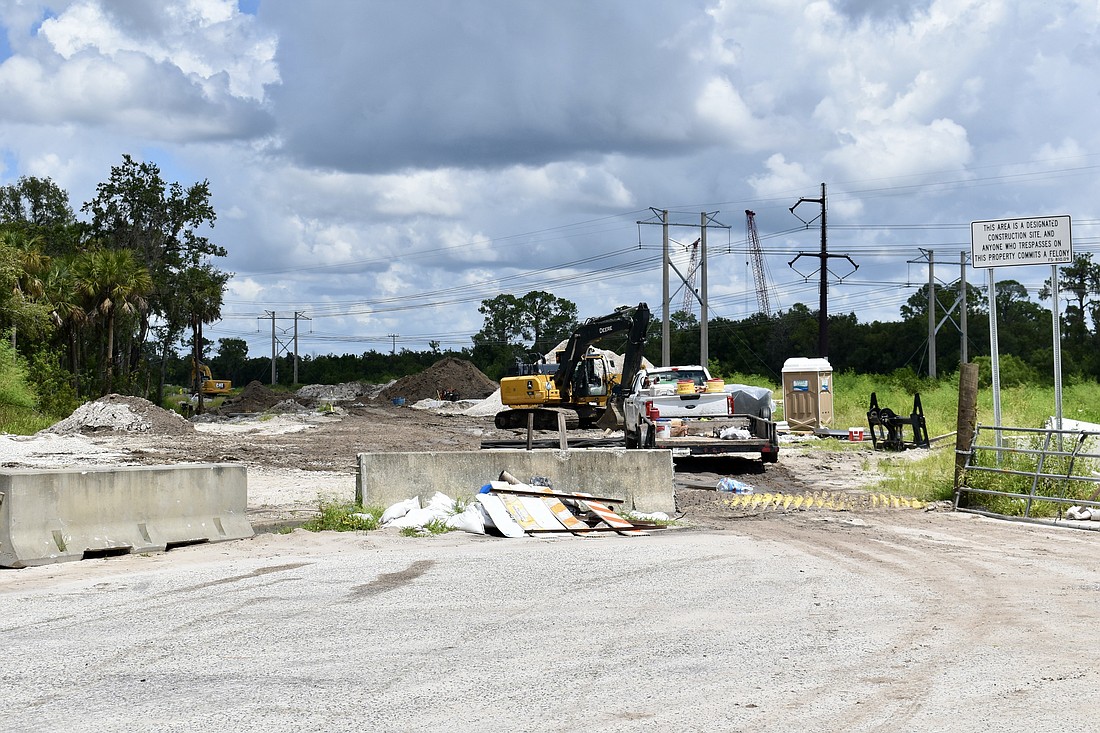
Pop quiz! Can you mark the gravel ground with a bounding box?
[4,396,1100,731]
[4,511,1100,732]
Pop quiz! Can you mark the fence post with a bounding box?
[954,362,979,505]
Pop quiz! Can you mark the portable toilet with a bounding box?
[781,357,833,431]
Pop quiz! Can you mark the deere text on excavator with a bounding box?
[495,302,650,431]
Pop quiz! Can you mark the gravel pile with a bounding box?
[296,382,378,401]
[44,394,195,436]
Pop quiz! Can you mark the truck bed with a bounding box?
[640,414,779,462]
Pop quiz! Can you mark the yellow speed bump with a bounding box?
[720,491,926,513]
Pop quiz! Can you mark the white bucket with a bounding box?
[656,419,672,439]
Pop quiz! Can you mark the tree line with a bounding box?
[3,158,1097,418]
[209,278,1085,395]
[0,157,227,415]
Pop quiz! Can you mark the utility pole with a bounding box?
[699,211,709,367]
[789,183,856,359]
[388,333,399,355]
[638,208,729,367]
[267,310,276,384]
[293,311,311,384]
[928,250,936,379]
[661,210,670,366]
[913,249,971,378]
[261,311,305,385]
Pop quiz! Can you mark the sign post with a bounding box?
[970,215,1072,441]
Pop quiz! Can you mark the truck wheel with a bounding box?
[625,430,639,449]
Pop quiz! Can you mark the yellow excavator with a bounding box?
[190,358,233,396]
[495,302,650,430]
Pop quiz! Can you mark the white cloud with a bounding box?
[40,0,277,100]
[825,118,972,181]
[748,154,815,198]
[0,0,276,141]
[2,0,1099,356]
[694,77,779,151]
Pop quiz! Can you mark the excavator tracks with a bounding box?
[494,407,582,431]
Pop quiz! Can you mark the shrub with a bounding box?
[0,336,37,410]
[27,348,80,418]
[972,354,1040,388]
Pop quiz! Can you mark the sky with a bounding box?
[1,0,1098,360]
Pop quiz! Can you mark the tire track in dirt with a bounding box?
[725,510,1100,731]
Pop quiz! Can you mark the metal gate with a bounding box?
[956,424,1100,521]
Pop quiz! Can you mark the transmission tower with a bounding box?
[745,210,771,315]
[680,238,700,315]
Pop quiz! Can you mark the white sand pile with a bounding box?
[296,382,378,401]
[43,394,194,436]
[463,389,505,417]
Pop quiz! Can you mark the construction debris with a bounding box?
[378,470,662,538]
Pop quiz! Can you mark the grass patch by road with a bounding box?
[301,501,382,532]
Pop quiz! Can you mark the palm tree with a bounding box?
[0,228,51,348]
[178,264,229,413]
[42,259,87,394]
[73,248,153,394]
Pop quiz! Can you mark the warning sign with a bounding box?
[970,215,1072,268]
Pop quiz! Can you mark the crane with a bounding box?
[680,237,701,315]
[746,210,771,316]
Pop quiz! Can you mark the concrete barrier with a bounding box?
[0,464,252,568]
[356,449,675,513]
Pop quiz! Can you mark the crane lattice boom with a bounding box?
[746,210,771,316]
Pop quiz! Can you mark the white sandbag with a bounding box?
[719,426,751,440]
[630,511,669,521]
[425,491,457,512]
[386,505,448,529]
[381,497,420,524]
[445,505,486,534]
[1067,505,1100,521]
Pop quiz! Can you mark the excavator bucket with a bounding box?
[596,400,625,430]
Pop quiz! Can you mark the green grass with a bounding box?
[399,518,456,537]
[0,403,56,434]
[300,500,383,532]
[744,369,1100,511]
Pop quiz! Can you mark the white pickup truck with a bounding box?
[622,366,779,463]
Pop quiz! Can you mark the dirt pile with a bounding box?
[214,381,305,415]
[45,394,195,436]
[379,357,499,402]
